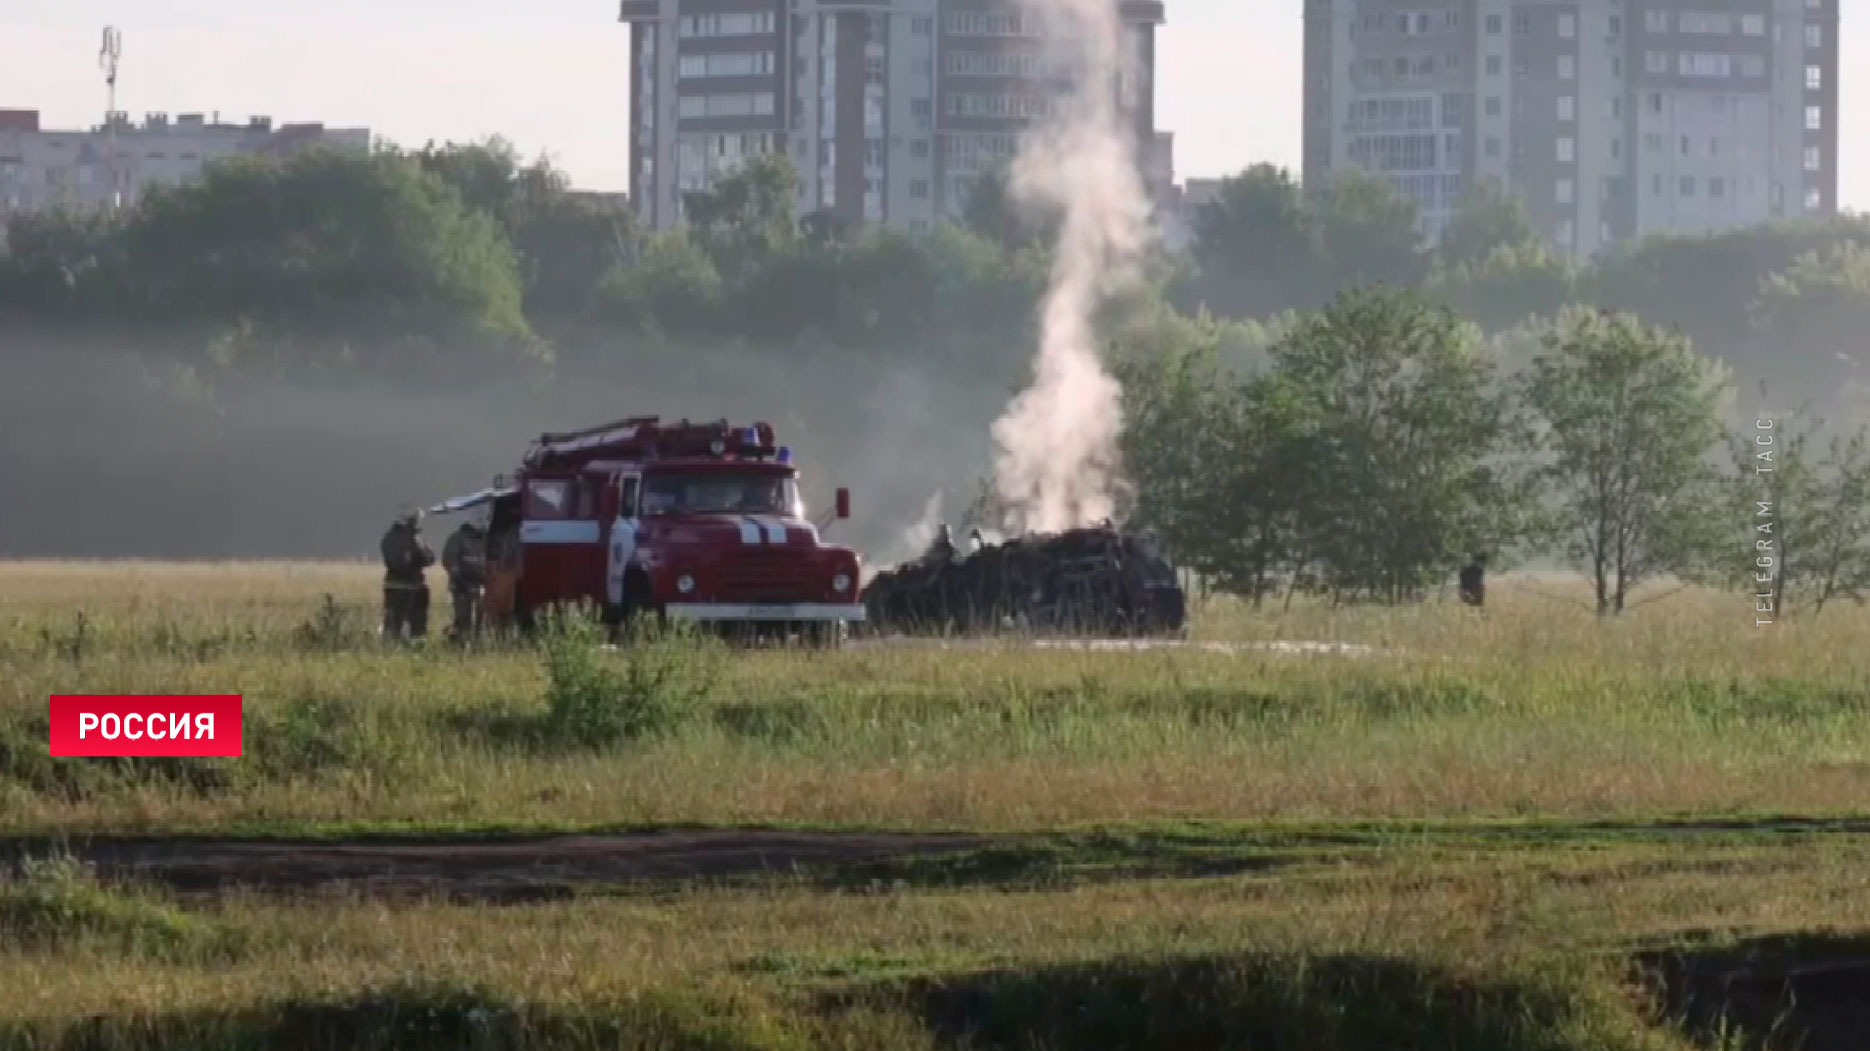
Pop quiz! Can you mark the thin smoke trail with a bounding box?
[988,0,1153,535]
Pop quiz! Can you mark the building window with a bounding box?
[1806,187,1823,211]
[1559,54,1575,80]
[1484,136,1500,158]
[1805,24,1821,48]
[1485,96,1501,117]
[1558,96,1575,121]
[1741,55,1766,77]
[1485,54,1501,76]
[1805,105,1822,130]
[1513,12,1529,35]
[911,16,932,36]
[1559,13,1575,38]
[1681,176,1696,196]
[1805,146,1821,171]
[1807,65,1823,91]
[1710,177,1725,198]
[1557,218,1574,245]
[1649,92,1662,113]
[1645,11,1669,33]
[1742,14,1766,36]
[678,51,775,78]
[1679,53,1733,77]
[1557,137,1575,163]
[1679,12,1733,35]
[1557,178,1574,204]
[1645,51,1669,74]
[910,179,929,199]
[1610,15,1621,35]
[910,139,930,158]
[1486,13,1502,34]
[1513,55,1527,77]
[677,11,775,38]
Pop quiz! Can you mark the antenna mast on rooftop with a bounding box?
[99,26,122,211]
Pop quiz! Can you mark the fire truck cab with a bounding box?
[431,416,863,640]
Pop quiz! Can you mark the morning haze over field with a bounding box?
[6,2,1870,1050]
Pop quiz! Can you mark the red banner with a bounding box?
[48,695,243,757]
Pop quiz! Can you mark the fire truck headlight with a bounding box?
[832,572,853,594]
[677,574,696,594]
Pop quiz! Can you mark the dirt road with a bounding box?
[37,829,994,903]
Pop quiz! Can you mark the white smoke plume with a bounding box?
[871,490,946,580]
[989,0,1154,535]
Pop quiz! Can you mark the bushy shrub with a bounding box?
[538,609,719,746]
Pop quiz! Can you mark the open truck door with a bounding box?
[426,485,522,630]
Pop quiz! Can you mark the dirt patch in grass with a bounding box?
[1635,932,1870,1050]
[41,830,996,903]
[835,951,1662,1051]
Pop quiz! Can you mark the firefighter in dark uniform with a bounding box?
[1458,553,1488,608]
[380,510,435,641]
[442,517,488,642]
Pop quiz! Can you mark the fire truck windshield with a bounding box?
[641,472,799,517]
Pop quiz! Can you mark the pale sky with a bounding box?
[3,0,1864,210]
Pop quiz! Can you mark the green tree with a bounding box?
[1310,169,1427,293]
[1520,308,1731,615]
[681,153,801,287]
[595,229,724,338]
[1750,241,1870,399]
[1184,163,1317,316]
[0,207,127,314]
[1261,287,1523,602]
[1437,179,1538,270]
[1425,240,1575,333]
[1587,216,1870,360]
[116,148,534,375]
[413,138,639,327]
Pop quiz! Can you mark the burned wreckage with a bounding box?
[860,523,1187,637]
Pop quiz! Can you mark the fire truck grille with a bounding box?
[715,554,817,602]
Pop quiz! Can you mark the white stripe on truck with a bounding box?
[665,603,866,622]
[521,520,602,545]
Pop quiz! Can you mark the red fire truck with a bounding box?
[428,416,862,642]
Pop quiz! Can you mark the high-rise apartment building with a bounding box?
[1302,0,1839,258]
[619,0,1168,232]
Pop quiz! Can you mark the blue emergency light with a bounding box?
[776,446,792,464]
[742,427,760,447]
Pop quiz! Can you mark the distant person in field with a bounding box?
[925,523,956,565]
[1459,554,1488,608]
[442,516,488,642]
[380,509,435,641]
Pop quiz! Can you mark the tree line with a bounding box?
[4,142,1866,390]
[2,141,1867,606]
[1116,288,1870,617]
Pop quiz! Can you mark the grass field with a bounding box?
[3,560,1868,1049]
